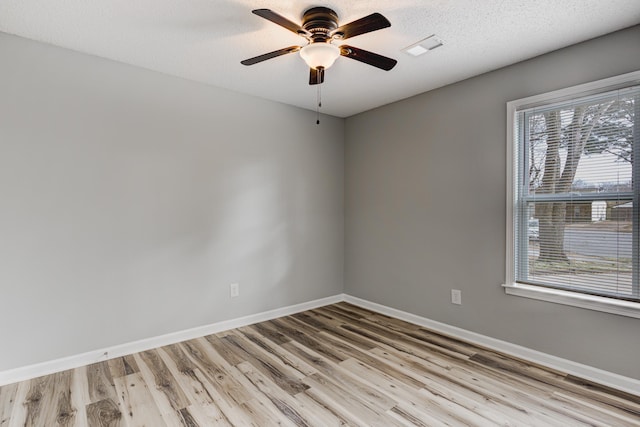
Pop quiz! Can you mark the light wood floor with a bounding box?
[1,303,639,426]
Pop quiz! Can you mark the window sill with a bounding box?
[502,283,640,319]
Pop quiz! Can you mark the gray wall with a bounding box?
[345,25,640,379]
[0,33,344,371]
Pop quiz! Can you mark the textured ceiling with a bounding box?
[1,0,640,117]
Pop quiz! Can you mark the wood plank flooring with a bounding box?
[1,302,639,426]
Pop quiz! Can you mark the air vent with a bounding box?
[402,34,443,56]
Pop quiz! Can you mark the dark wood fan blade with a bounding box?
[252,9,310,37]
[309,67,325,85]
[241,46,301,66]
[330,13,390,40]
[340,45,397,71]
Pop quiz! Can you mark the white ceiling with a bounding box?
[1,1,639,117]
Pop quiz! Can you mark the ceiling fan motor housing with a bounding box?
[302,7,339,42]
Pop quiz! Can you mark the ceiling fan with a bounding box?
[241,7,397,85]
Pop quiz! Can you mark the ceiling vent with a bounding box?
[402,35,443,56]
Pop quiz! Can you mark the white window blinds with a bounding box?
[514,84,640,301]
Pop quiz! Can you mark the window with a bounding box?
[505,71,640,318]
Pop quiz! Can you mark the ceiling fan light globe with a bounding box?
[300,43,340,69]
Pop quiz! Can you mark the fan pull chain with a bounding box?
[316,82,322,125]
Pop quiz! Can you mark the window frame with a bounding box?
[504,70,640,319]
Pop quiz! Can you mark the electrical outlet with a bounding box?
[451,289,462,305]
[230,283,240,298]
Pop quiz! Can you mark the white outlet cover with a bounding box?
[230,283,239,298]
[451,289,462,305]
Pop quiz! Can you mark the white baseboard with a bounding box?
[344,295,640,397]
[0,294,344,387]
[3,292,638,398]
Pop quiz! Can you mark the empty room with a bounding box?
[1,1,640,425]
